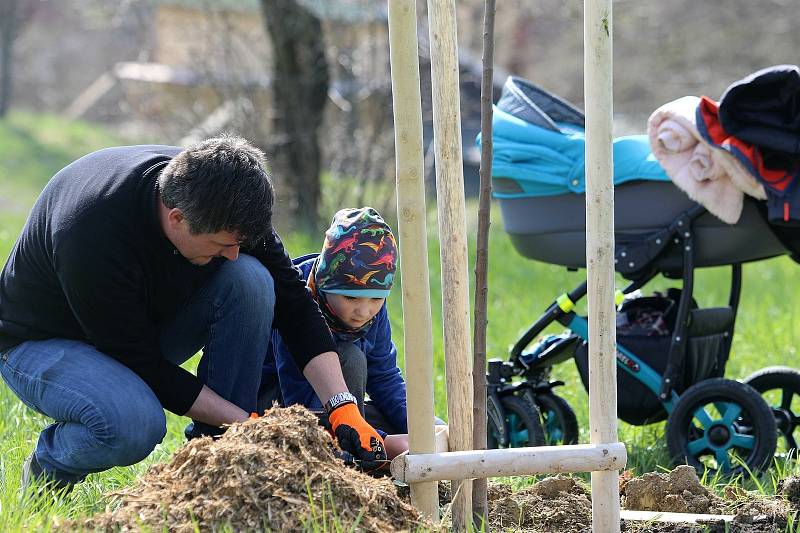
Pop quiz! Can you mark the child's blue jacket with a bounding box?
[262,254,409,433]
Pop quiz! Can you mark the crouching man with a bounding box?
[0,135,385,492]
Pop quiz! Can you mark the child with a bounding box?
[259,207,409,455]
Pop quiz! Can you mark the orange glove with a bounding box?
[327,402,387,473]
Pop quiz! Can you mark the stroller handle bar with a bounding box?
[509,269,659,360]
[510,282,587,360]
[510,202,709,361]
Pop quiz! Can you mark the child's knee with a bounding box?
[336,342,367,387]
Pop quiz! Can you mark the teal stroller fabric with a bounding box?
[479,77,670,199]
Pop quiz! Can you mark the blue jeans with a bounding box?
[0,255,275,484]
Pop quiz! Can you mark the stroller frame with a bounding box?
[487,203,780,475]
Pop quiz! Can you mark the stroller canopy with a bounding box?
[481,77,670,198]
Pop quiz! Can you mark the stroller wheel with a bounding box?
[487,395,545,449]
[743,366,800,454]
[523,390,579,445]
[666,378,777,476]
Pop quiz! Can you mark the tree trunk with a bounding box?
[260,0,329,231]
[0,0,19,117]
[472,0,496,528]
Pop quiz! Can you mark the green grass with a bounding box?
[1,113,799,530]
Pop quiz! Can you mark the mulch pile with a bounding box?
[56,408,800,532]
[63,406,424,532]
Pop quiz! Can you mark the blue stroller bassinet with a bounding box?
[489,76,789,271]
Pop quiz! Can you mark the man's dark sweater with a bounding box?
[0,145,335,415]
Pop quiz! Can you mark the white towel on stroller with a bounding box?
[648,96,766,224]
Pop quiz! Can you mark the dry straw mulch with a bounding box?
[66,405,424,532]
[56,406,800,533]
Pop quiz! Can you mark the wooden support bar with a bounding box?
[425,0,474,529]
[584,0,622,530]
[387,0,439,522]
[391,443,627,483]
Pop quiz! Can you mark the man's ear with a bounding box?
[167,208,185,227]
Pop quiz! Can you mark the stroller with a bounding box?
[483,77,800,476]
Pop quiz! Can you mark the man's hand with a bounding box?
[327,403,387,473]
[186,385,250,427]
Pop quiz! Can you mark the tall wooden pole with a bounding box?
[387,0,439,522]
[584,0,621,531]
[471,0,496,528]
[426,0,474,529]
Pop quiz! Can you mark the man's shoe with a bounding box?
[21,451,73,495]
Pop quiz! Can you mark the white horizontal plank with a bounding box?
[620,510,734,524]
[391,442,626,483]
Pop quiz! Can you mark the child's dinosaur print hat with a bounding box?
[313,207,397,298]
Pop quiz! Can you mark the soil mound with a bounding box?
[488,475,592,533]
[621,465,723,514]
[483,468,798,533]
[66,406,423,532]
[58,419,800,533]
[622,467,796,533]
[779,476,800,506]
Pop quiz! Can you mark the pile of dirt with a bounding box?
[621,465,725,514]
[487,475,592,533]
[56,414,800,533]
[63,406,424,532]
[780,477,800,506]
[621,466,797,533]
[482,467,799,533]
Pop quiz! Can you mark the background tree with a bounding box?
[260,0,329,231]
[0,0,38,117]
[0,0,18,117]
[0,0,35,117]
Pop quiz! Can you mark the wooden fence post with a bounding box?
[426,0,474,529]
[387,0,439,522]
[584,0,621,530]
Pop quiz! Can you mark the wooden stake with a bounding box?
[472,0,496,528]
[426,0,474,529]
[387,0,439,522]
[584,0,621,531]
[392,443,627,483]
